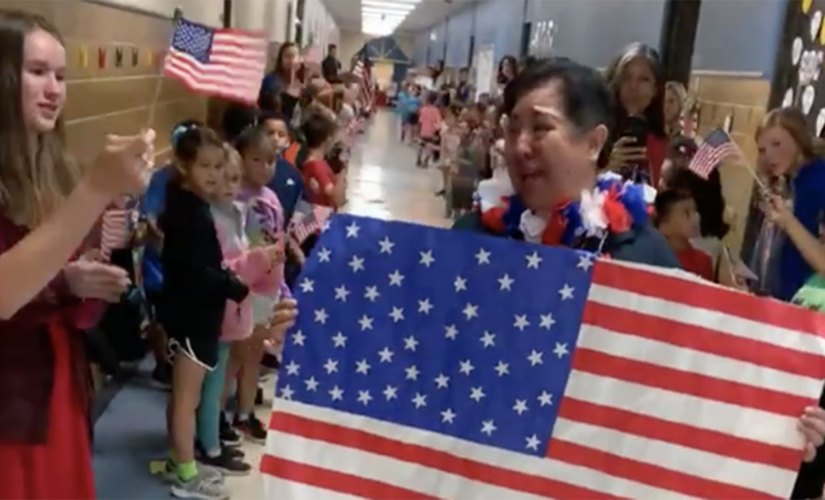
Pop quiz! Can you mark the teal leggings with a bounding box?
[196,342,230,454]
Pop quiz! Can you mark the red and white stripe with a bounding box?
[100,208,131,261]
[352,60,373,112]
[262,259,825,499]
[164,28,267,105]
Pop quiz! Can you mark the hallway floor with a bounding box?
[92,110,452,498]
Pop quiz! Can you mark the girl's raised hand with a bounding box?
[799,406,825,462]
[85,129,156,199]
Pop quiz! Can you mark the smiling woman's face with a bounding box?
[21,28,66,134]
[504,80,607,213]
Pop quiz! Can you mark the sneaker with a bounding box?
[162,460,224,485]
[234,414,267,444]
[170,471,230,500]
[219,414,241,446]
[198,448,252,476]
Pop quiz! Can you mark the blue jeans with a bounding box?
[196,342,230,454]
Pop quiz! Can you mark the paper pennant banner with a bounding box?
[145,47,154,67]
[98,46,107,69]
[115,47,124,68]
[79,44,89,69]
[132,47,139,67]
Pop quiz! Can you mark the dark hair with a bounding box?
[326,142,346,174]
[668,166,730,239]
[221,104,258,142]
[234,124,275,158]
[426,92,438,106]
[173,126,223,164]
[503,58,614,137]
[653,189,693,227]
[497,55,518,85]
[301,112,337,149]
[328,43,336,50]
[259,110,287,126]
[666,135,699,162]
[605,43,666,139]
[274,42,297,77]
[171,118,205,146]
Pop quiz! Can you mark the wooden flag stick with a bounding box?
[146,8,183,130]
[723,130,768,193]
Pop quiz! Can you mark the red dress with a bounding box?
[0,318,96,499]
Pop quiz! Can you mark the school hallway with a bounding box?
[92,109,450,499]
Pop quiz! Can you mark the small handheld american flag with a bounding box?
[163,17,267,104]
[263,214,825,499]
[352,53,374,113]
[288,200,334,245]
[688,128,740,180]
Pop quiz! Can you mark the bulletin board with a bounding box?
[773,0,825,136]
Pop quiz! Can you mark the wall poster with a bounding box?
[471,45,495,101]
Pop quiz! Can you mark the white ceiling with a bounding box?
[322,0,479,35]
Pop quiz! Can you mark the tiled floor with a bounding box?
[92,110,451,499]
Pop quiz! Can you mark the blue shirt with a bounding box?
[267,156,305,229]
[771,158,825,301]
[141,165,173,291]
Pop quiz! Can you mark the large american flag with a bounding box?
[352,53,374,112]
[163,18,267,104]
[688,128,740,180]
[262,214,825,499]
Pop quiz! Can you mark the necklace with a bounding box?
[480,172,652,254]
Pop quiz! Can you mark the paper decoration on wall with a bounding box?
[793,37,803,64]
[803,85,816,114]
[115,47,124,68]
[78,44,89,69]
[145,48,154,67]
[98,47,106,69]
[804,0,813,14]
[131,47,139,67]
[812,11,823,41]
[783,88,794,107]
[799,49,823,84]
[529,20,557,57]
[820,18,825,45]
[817,108,825,136]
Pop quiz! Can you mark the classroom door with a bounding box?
[659,0,702,85]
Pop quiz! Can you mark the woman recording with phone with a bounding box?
[603,43,668,187]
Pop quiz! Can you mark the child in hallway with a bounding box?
[654,189,714,281]
[401,84,422,143]
[417,92,442,167]
[196,146,283,474]
[160,126,249,500]
[301,112,346,210]
[435,105,461,198]
[223,125,288,444]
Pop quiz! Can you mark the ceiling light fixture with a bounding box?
[360,0,420,36]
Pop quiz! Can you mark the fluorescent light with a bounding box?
[362,6,414,15]
[360,0,418,36]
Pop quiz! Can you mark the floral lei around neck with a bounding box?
[478,171,653,252]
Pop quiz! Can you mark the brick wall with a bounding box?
[689,72,771,253]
